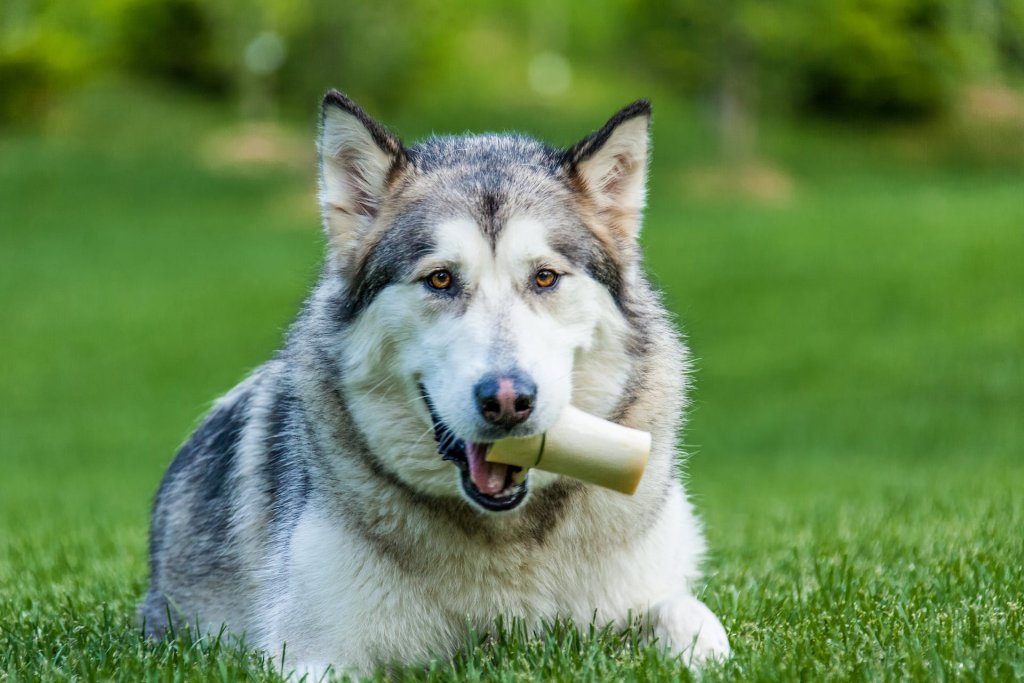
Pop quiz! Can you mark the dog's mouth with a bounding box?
[419,386,528,512]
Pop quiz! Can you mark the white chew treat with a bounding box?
[486,405,651,495]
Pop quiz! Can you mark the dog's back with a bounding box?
[142,366,300,635]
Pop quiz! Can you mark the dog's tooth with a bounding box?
[512,467,529,485]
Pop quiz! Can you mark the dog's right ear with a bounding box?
[564,100,651,240]
[318,91,407,254]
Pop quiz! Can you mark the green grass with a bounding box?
[2,83,1023,681]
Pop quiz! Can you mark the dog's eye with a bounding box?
[534,269,559,289]
[427,269,453,290]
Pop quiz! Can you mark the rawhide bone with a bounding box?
[486,405,651,495]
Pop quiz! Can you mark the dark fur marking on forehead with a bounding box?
[480,191,501,219]
[409,135,564,247]
[477,190,506,246]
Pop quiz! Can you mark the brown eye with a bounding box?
[427,269,453,290]
[535,269,558,289]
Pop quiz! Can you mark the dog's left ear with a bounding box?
[564,100,651,240]
[318,90,407,256]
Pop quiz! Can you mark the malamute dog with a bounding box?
[140,91,730,676]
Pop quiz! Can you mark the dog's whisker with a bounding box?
[407,426,438,451]
[352,375,400,399]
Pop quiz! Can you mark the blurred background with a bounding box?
[1,0,1023,645]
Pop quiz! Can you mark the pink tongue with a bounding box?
[465,442,508,495]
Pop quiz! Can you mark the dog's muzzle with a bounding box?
[420,385,529,512]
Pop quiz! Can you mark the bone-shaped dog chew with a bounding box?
[486,406,651,495]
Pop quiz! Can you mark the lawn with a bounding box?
[1,83,1022,681]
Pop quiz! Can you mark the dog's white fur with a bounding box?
[272,481,725,678]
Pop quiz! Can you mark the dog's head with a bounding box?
[318,91,651,512]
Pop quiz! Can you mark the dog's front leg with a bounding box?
[650,593,731,668]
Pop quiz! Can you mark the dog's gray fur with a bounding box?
[140,91,729,676]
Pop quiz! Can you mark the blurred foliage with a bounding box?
[796,0,959,118]
[114,0,228,93]
[0,42,56,124]
[274,1,438,115]
[624,0,1015,119]
[996,0,1024,73]
[0,0,93,124]
[1,0,1023,128]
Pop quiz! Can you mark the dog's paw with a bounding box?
[652,594,731,668]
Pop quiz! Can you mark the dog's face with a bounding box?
[317,92,651,512]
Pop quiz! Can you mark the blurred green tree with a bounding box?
[0,0,97,124]
[115,0,228,93]
[990,0,1024,76]
[623,0,802,161]
[2,0,1024,129]
[795,0,960,118]
[625,0,968,128]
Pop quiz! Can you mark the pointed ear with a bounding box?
[564,100,651,240]
[318,90,407,254]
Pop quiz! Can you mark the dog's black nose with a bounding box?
[474,371,536,429]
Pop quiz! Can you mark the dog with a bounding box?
[139,91,730,677]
